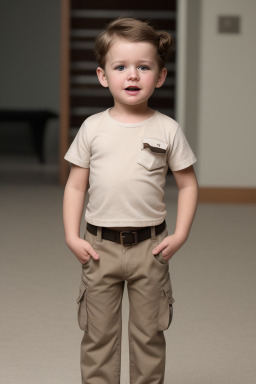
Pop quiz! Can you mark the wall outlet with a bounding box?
[218,16,241,34]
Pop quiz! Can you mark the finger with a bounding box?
[161,248,170,259]
[82,255,90,264]
[152,241,167,255]
[85,243,99,260]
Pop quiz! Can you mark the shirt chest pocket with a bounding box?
[137,138,168,171]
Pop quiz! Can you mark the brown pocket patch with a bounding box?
[137,138,168,171]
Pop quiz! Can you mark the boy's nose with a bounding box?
[128,68,139,81]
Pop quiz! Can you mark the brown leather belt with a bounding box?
[86,221,166,247]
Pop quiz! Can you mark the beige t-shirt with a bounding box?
[64,109,197,227]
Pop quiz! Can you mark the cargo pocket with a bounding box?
[137,138,168,171]
[157,279,175,331]
[76,281,88,332]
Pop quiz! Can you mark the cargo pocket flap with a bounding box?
[141,138,168,153]
[76,282,88,332]
[76,281,87,303]
[157,279,174,331]
[163,281,175,305]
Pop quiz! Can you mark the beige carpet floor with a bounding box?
[1,159,256,383]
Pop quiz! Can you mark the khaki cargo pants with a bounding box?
[76,225,174,384]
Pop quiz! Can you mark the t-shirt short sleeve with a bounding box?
[64,121,91,168]
[168,125,197,171]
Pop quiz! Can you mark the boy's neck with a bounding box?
[109,104,155,123]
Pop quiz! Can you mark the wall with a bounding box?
[182,0,201,159]
[0,0,61,163]
[192,0,256,187]
[1,1,255,182]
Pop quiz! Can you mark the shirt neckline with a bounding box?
[106,108,158,128]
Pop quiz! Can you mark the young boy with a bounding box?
[63,18,198,384]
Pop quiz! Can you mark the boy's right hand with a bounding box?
[66,237,99,265]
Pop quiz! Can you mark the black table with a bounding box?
[0,109,58,163]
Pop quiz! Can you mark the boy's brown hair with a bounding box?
[95,17,174,69]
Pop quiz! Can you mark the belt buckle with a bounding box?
[120,231,138,247]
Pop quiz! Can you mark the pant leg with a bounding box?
[127,227,174,384]
[77,229,124,384]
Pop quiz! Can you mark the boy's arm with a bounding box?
[152,165,198,260]
[63,164,99,264]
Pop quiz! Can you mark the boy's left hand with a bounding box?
[152,234,185,261]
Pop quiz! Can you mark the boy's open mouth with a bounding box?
[125,86,141,91]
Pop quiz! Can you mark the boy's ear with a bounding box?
[96,67,108,88]
[155,67,167,89]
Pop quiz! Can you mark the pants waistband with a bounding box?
[86,221,166,247]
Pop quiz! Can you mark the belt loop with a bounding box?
[151,226,157,240]
[97,227,102,242]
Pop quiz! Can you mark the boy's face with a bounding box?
[96,38,167,110]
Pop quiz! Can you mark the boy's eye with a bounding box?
[138,65,150,71]
[115,65,125,71]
